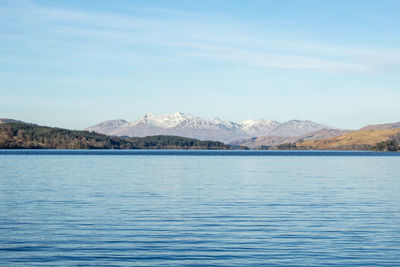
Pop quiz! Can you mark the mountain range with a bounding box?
[85,112,332,143]
[2,116,399,151]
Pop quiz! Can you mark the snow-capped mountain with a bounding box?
[85,112,333,143]
[125,112,188,128]
[85,119,128,135]
[238,119,281,136]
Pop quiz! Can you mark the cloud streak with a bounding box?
[1,0,400,75]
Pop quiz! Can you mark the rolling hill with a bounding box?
[295,128,400,151]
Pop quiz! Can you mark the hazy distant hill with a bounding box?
[231,129,349,149]
[359,121,400,131]
[86,112,331,143]
[0,121,230,150]
[0,118,29,124]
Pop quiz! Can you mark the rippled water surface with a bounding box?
[1,150,400,266]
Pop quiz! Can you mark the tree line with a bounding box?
[0,122,231,150]
[257,140,399,151]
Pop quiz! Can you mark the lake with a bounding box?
[1,150,400,266]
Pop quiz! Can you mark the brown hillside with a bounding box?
[298,128,400,150]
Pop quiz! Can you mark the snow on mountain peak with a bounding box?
[85,119,128,135]
[96,119,128,127]
[240,119,258,125]
[238,119,280,134]
[131,112,193,128]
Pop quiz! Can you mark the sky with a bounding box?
[1,0,400,130]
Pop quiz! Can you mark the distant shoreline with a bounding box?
[0,149,399,157]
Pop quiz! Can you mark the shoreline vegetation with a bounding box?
[0,122,231,150]
[257,139,400,152]
[0,120,399,152]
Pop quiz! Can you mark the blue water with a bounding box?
[1,150,400,266]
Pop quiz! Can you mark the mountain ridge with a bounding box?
[85,112,331,142]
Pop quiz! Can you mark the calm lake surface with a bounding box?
[1,150,400,266]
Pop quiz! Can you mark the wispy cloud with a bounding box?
[127,6,202,18]
[1,0,400,75]
[162,41,369,74]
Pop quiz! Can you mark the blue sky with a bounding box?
[1,0,400,130]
